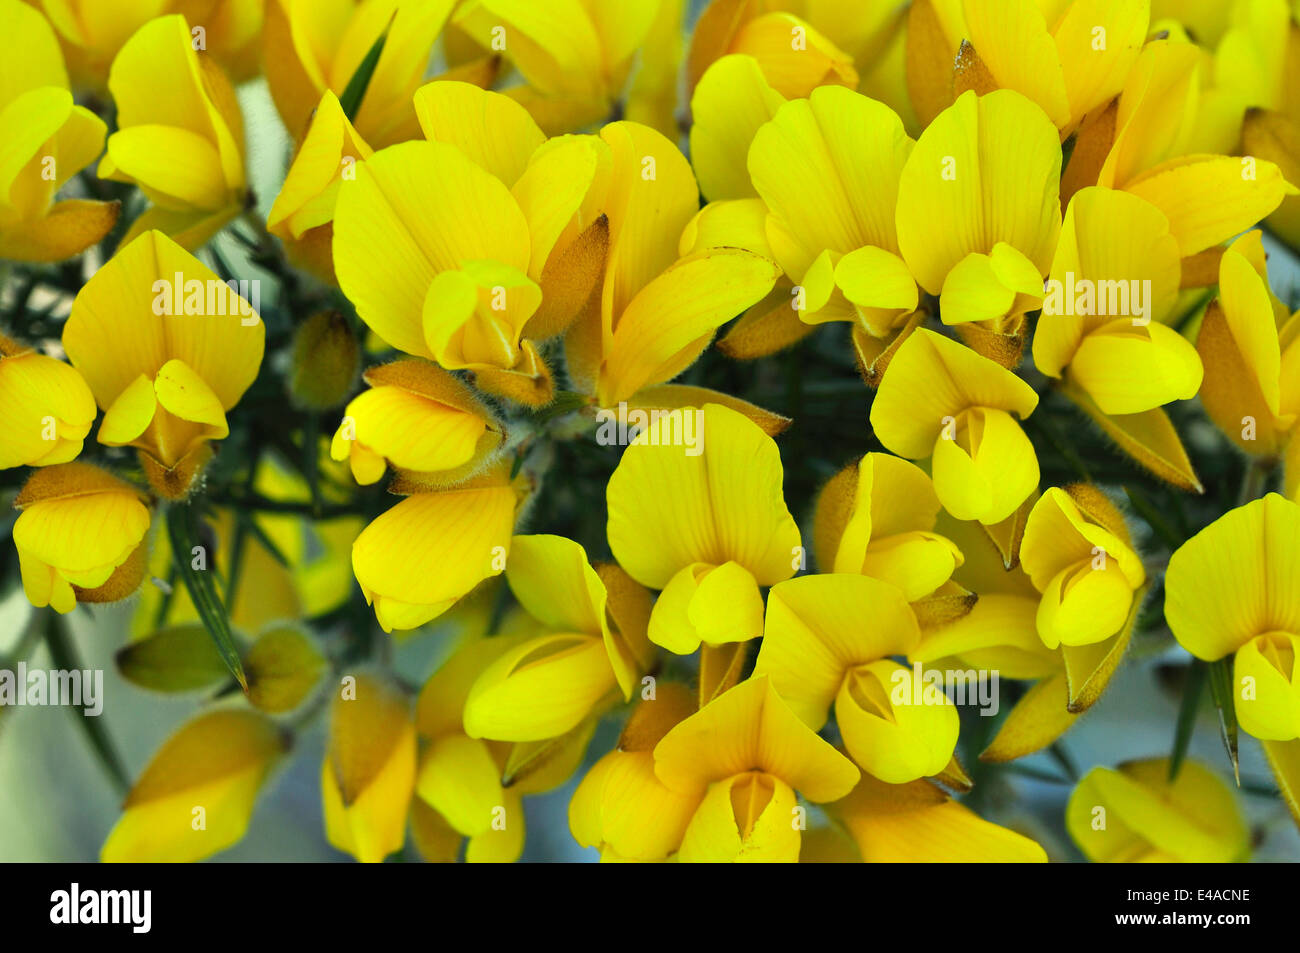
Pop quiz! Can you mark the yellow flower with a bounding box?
[1033,186,1204,491]
[1020,485,1146,650]
[565,118,778,408]
[62,230,265,499]
[1196,232,1300,495]
[411,601,601,863]
[825,773,1047,862]
[350,464,519,632]
[915,505,1137,762]
[744,86,918,338]
[1067,758,1249,862]
[811,452,963,602]
[1166,493,1300,741]
[1087,37,1296,257]
[31,0,265,90]
[895,89,1061,359]
[652,675,860,862]
[267,92,374,284]
[0,0,117,262]
[101,709,286,862]
[463,534,655,741]
[322,672,417,863]
[330,358,504,487]
[264,0,456,146]
[755,573,959,783]
[334,81,613,405]
[13,462,151,614]
[606,403,800,655]
[0,334,96,469]
[869,328,1040,525]
[569,683,701,862]
[451,0,671,134]
[1036,187,1198,413]
[953,0,1150,135]
[687,2,859,100]
[98,14,248,250]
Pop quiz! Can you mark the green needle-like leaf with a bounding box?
[1206,657,1240,785]
[338,15,393,121]
[166,502,248,691]
[1169,659,1206,780]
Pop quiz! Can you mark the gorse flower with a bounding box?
[14,462,151,615]
[61,229,264,498]
[1165,494,1300,741]
[606,403,800,656]
[98,14,248,249]
[0,333,96,469]
[0,0,117,262]
[6,0,1300,867]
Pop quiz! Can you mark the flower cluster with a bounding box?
[1,0,1298,864]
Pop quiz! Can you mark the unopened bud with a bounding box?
[290,311,359,410]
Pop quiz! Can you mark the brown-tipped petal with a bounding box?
[1060,380,1202,492]
[472,341,555,409]
[1062,583,1146,712]
[953,40,997,98]
[852,311,924,388]
[980,672,1080,762]
[623,384,792,436]
[717,289,814,360]
[526,215,609,342]
[140,443,213,501]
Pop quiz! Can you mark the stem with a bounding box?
[43,611,131,796]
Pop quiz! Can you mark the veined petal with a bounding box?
[654,676,859,802]
[896,89,1062,295]
[870,328,1038,459]
[606,402,800,589]
[755,573,920,728]
[414,80,545,187]
[690,54,786,202]
[462,633,616,741]
[1166,494,1300,660]
[597,248,779,405]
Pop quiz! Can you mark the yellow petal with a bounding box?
[690,54,785,203]
[830,773,1048,861]
[1066,759,1249,862]
[835,659,960,783]
[597,248,779,406]
[606,402,800,589]
[896,89,1062,295]
[1166,494,1300,660]
[677,772,801,862]
[1124,154,1298,257]
[1234,634,1300,741]
[102,710,285,862]
[654,675,860,802]
[415,734,504,837]
[870,328,1038,459]
[351,482,516,633]
[333,140,531,359]
[755,573,920,728]
[462,633,617,741]
[322,674,416,863]
[413,80,544,187]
